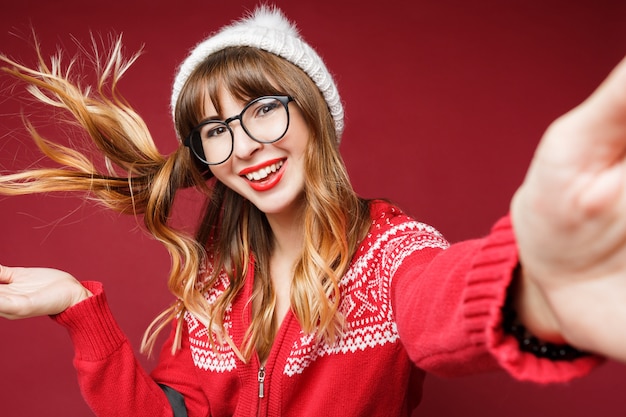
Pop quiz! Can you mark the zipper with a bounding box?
[258,366,266,398]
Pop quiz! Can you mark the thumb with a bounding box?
[529,55,626,179]
[559,55,626,160]
[584,55,626,122]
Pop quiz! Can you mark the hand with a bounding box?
[511,56,626,362]
[0,265,92,319]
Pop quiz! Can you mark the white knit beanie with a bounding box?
[171,5,344,141]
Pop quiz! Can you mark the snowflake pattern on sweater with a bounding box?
[285,217,449,376]
[184,205,449,376]
[186,273,238,373]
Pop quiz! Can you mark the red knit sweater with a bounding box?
[53,201,599,416]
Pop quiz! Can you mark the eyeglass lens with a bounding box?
[190,96,290,165]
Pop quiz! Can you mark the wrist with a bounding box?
[69,283,93,307]
[512,266,564,343]
[503,266,589,360]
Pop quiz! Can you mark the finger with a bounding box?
[0,295,20,320]
[0,265,14,284]
[583,55,626,123]
[0,285,25,320]
[549,56,626,163]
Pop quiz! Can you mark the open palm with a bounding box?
[0,265,90,319]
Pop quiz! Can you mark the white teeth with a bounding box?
[245,160,283,181]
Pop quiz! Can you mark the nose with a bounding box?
[230,121,262,160]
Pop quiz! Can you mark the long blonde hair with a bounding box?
[0,38,370,361]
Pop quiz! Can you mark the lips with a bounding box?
[242,160,284,181]
[239,158,286,192]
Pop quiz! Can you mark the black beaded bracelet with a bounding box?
[501,278,589,361]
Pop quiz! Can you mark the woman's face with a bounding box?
[206,88,310,218]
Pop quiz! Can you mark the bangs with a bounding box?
[175,47,287,137]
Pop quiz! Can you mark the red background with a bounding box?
[1,0,625,416]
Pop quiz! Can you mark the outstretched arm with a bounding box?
[0,266,208,415]
[512,55,626,363]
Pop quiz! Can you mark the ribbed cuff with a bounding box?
[464,216,602,383]
[51,281,127,361]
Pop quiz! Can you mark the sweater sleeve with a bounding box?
[391,215,602,382]
[52,281,209,416]
[151,315,211,416]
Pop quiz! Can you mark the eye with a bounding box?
[251,99,281,118]
[201,123,229,140]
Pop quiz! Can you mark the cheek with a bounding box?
[207,164,229,183]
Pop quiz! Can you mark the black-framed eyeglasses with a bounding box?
[184,95,294,165]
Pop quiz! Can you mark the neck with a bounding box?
[265,203,305,263]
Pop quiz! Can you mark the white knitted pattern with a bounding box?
[171,5,344,140]
[283,220,449,376]
[184,273,237,372]
[183,214,450,375]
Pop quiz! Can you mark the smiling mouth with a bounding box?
[243,160,284,181]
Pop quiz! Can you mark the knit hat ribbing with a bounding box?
[171,5,344,141]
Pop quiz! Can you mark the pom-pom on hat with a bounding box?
[171,5,344,141]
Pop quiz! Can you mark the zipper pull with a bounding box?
[258,366,266,398]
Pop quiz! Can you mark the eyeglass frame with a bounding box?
[183,95,295,165]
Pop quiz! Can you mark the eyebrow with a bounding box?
[197,105,223,123]
[199,115,223,123]
[199,105,239,124]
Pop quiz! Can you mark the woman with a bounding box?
[0,6,625,416]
